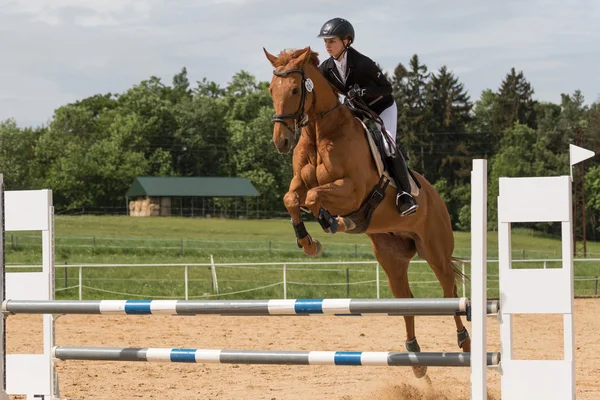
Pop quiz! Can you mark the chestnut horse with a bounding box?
[263,46,470,377]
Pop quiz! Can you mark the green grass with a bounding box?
[5,216,600,299]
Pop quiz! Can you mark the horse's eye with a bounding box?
[292,87,299,95]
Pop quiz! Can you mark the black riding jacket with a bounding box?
[319,47,394,115]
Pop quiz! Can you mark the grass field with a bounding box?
[5,216,600,299]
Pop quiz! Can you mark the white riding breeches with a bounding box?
[377,101,398,157]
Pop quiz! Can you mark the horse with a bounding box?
[263,46,470,378]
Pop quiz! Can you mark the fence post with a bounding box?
[376,263,380,299]
[345,268,350,297]
[184,265,189,300]
[595,276,599,297]
[64,262,68,288]
[283,264,287,299]
[78,266,83,301]
[210,255,219,294]
[462,263,466,297]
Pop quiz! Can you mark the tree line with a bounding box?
[1,55,600,238]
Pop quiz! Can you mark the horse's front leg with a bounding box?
[305,178,356,234]
[284,175,322,257]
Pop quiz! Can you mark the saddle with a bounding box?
[356,117,420,196]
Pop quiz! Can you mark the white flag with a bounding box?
[569,144,595,167]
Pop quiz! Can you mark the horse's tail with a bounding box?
[451,257,470,283]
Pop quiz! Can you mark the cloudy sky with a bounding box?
[2,0,599,127]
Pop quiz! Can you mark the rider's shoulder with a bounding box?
[319,56,334,70]
[348,47,374,64]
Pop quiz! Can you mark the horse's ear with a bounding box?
[263,48,278,67]
[295,46,313,67]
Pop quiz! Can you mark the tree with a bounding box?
[117,77,179,175]
[493,68,537,132]
[0,119,43,190]
[230,106,292,214]
[172,93,231,176]
[488,123,564,228]
[427,65,473,184]
[171,67,193,103]
[468,89,499,157]
[392,55,431,174]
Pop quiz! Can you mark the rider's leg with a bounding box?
[378,103,418,216]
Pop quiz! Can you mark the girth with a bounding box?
[342,175,390,234]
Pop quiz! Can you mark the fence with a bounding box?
[7,259,600,300]
[9,233,592,259]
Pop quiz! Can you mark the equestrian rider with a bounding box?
[317,17,418,217]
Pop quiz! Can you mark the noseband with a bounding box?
[272,68,343,139]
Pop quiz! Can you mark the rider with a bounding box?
[317,17,418,216]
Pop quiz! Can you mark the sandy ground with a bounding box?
[7,299,600,400]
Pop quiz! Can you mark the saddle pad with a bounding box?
[357,118,419,196]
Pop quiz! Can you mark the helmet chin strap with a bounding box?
[334,40,351,60]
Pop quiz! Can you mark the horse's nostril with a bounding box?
[282,138,289,150]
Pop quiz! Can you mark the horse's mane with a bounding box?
[273,48,320,68]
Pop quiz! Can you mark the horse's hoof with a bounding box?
[406,337,427,378]
[304,240,323,257]
[338,217,355,232]
[412,365,428,379]
[458,327,471,352]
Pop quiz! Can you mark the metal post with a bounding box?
[64,263,67,288]
[185,265,189,300]
[210,255,219,294]
[78,266,83,301]
[283,264,287,300]
[595,276,599,297]
[345,268,350,297]
[376,263,380,299]
[462,263,466,297]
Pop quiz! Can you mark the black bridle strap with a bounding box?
[272,67,343,137]
[272,68,307,120]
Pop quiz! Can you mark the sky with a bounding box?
[1,0,599,127]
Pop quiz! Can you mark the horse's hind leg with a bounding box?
[368,233,427,378]
[422,251,471,353]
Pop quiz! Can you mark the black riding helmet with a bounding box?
[317,18,355,44]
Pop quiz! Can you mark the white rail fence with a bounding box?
[7,259,600,300]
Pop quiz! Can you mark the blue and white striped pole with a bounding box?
[52,346,501,367]
[3,298,500,317]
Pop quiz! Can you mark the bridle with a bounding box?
[272,67,343,139]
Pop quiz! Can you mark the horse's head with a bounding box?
[264,46,320,154]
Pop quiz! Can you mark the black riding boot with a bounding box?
[385,150,418,216]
